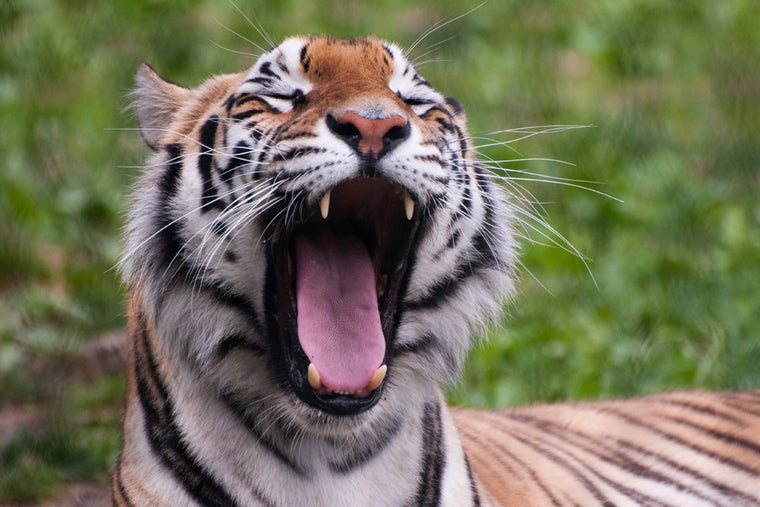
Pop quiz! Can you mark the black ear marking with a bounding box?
[300,43,311,73]
[444,97,465,117]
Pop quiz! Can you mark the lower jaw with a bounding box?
[290,372,386,416]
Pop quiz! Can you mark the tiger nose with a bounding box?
[327,112,409,159]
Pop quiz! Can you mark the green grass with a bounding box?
[2,0,759,501]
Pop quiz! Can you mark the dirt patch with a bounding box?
[0,405,41,448]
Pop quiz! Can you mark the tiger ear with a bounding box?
[134,63,190,151]
[444,97,467,122]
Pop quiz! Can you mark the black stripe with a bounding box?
[420,105,451,120]
[393,333,458,372]
[227,93,266,112]
[505,430,617,505]
[259,61,279,78]
[198,116,225,212]
[721,395,760,418]
[435,117,455,133]
[112,459,135,507]
[220,141,252,185]
[393,333,435,357]
[300,43,310,72]
[209,219,228,237]
[446,228,461,250]
[246,76,274,86]
[463,453,480,507]
[256,132,274,166]
[156,143,185,268]
[603,407,760,476]
[403,275,458,312]
[657,397,743,425]
[616,439,759,503]
[269,161,339,179]
[276,53,288,73]
[327,417,404,473]
[468,228,499,273]
[224,249,238,263]
[415,402,445,506]
[215,333,266,359]
[277,146,327,161]
[479,413,626,506]
[198,280,265,338]
[220,392,305,476]
[457,423,562,507]
[134,314,241,506]
[513,429,665,506]
[446,137,470,177]
[276,131,318,142]
[454,123,468,159]
[507,411,717,504]
[666,414,760,457]
[413,74,432,87]
[382,44,393,60]
[233,108,265,121]
[250,124,267,142]
[456,174,472,221]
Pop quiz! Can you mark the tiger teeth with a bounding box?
[319,190,331,219]
[402,191,414,220]
[307,363,322,390]
[308,364,387,394]
[365,364,387,392]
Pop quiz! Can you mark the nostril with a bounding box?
[326,114,360,142]
[384,124,407,141]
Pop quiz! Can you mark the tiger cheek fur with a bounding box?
[115,35,760,506]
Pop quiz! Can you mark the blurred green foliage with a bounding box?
[1,0,759,500]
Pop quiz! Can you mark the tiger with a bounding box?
[113,35,760,506]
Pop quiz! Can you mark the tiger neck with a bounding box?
[118,306,483,506]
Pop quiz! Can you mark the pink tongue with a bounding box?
[294,230,385,393]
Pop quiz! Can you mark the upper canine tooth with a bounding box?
[308,363,322,390]
[319,190,331,219]
[403,191,414,220]
[365,364,387,392]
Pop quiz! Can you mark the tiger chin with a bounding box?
[114,35,760,506]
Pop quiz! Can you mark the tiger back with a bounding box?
[114,35,760,506]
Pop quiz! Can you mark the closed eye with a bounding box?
[400,96,433,107]
[259,89,306,105]
[397,94,436,116]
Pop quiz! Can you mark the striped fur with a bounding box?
[455,391,760,505]
[114,35,760,505]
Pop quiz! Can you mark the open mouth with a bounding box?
[266,177,421,415]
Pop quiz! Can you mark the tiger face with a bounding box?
[128,36,516,431]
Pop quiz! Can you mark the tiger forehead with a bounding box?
[300,36,397,85]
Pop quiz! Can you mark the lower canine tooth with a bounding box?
[307,363,322,390]
[365,364,387,392]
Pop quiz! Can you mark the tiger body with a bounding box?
[114,35,760,506]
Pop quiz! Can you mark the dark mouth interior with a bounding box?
[268,177,419,415]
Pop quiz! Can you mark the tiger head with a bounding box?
[127,36,516,431]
